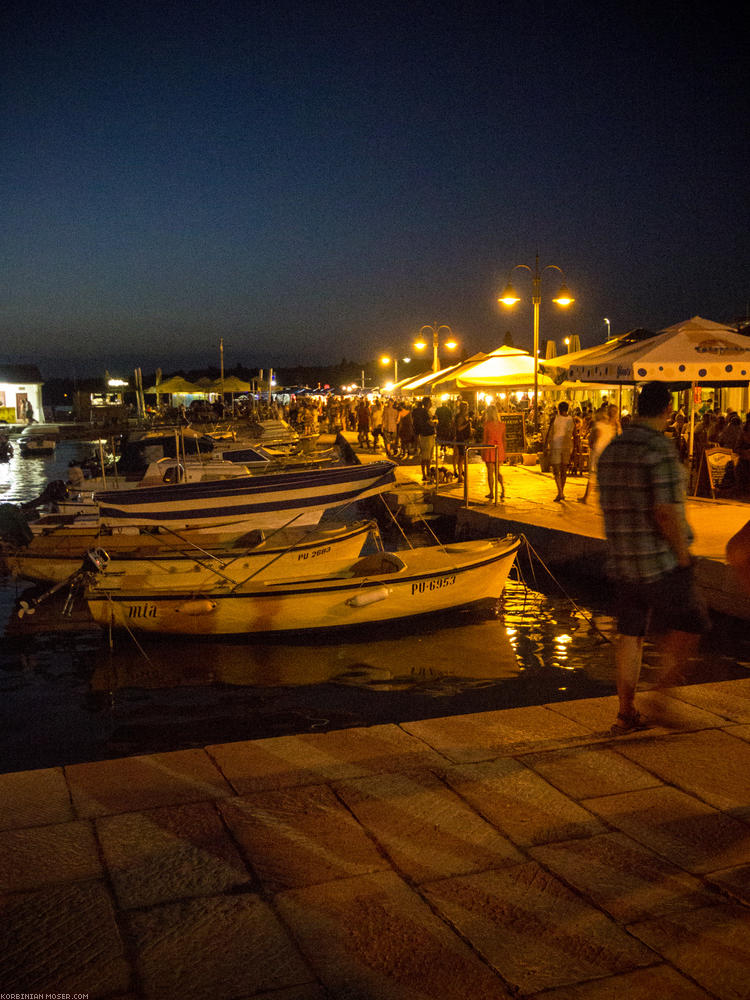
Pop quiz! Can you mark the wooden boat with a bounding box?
[0,519,376,585]
[93,460,396,530]
[85,535,521,636]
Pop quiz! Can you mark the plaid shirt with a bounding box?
[597,422,691,583]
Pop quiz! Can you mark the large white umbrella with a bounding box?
[566,316,750,462]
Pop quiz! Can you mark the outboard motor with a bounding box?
[20,479,69,511]
[0,503,34,547]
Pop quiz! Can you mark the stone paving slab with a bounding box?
[207,723,447,793]
[547,692,728,737]
[440,757,606,846]
[521,745,661,800]
[629,902,750,1000]
[402,705,594,762]
[95,801,251,909]
[421,861,655,994]
[126,893,314,1000]
[666,678,750,724]
[66,748,233,818]
[219,783,390,891]
[333,769,524,882]
[705,864,750,906]
[615,728,750,818]
[0,879,130,994]
[0,818,102,894]
[582,785,750,874]
[275,870,512,999]
[527,964,714,999]
[529,831,722,923]
[0,766,73,831]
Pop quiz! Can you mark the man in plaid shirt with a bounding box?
[598,381,709,734]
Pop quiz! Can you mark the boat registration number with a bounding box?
[411,574,456,595]
[296,544,332,561]
[128,604,157,618]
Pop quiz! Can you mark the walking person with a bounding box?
[481,404,506,500]
[580,404,619,504]
[412,396,436,481]
[597,381,710,735]
[545,401,574,501]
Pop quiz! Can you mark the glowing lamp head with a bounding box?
[380,355,391,366]
[414,340,427,351]
[552,283,574,307]
[444,340,457,351]
[498,283,520,306]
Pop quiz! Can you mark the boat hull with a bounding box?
[86,536,521,636]
[1,521,375,585]
[93,461,396,529]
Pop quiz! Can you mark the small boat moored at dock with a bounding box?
[85,535,521,636]
[93,460,397,530]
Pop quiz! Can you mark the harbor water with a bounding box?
[1,438,748,775]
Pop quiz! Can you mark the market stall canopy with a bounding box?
[430,352,488,388]
[541,329,656,379]
[566,316,750,384]
[393,362,464,394]
[208,375,253,393]
[144,375,206,394]
[453,345,556,389]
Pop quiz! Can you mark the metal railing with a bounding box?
[429,439,500,507]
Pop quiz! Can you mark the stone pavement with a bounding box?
[2,679,750,999]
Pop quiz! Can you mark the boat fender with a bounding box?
[346,586,390,608]
[176,598,217,615]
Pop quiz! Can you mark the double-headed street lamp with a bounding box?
[414,323,458,373]
[380,353,411,385]
[498,255,574,429]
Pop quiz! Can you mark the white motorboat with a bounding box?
[85,535,521,637]
[93,460,396,530]
[3,520,376,587]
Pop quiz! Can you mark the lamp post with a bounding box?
[498,255,574,430]
[414,323,457,373]
[603,317,611,340]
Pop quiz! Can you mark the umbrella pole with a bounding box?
[688,381,696,489]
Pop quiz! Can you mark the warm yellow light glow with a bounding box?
[414,340,427,351]
[444,340,457,351]
[380,355,391,365]
[552,283,574,307]
[384,381,394,391]
[498,283,520,306]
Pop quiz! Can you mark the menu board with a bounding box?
[498,412,526,454]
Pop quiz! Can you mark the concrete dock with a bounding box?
[1,435,749,998]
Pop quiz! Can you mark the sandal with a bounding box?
[610,710,650,736]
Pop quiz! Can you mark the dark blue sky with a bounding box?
[2,1,747,377]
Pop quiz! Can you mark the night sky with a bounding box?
[1,1,747,377]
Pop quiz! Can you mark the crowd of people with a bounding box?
[165,389,750,500]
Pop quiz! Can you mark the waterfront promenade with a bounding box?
[1,681,749,998]
[1,433,749,998]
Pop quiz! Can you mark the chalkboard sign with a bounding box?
[498,412,526,455]
[701,447,735,498]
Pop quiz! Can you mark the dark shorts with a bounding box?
[615,564,710,637]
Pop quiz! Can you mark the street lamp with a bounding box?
[498,254,574,429]
[603,317,611,339]
[380,354,411,384]
[414,323,458,373]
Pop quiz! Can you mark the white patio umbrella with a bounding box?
[566,316,750,462]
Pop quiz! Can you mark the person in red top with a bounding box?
[482,403,506,500]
